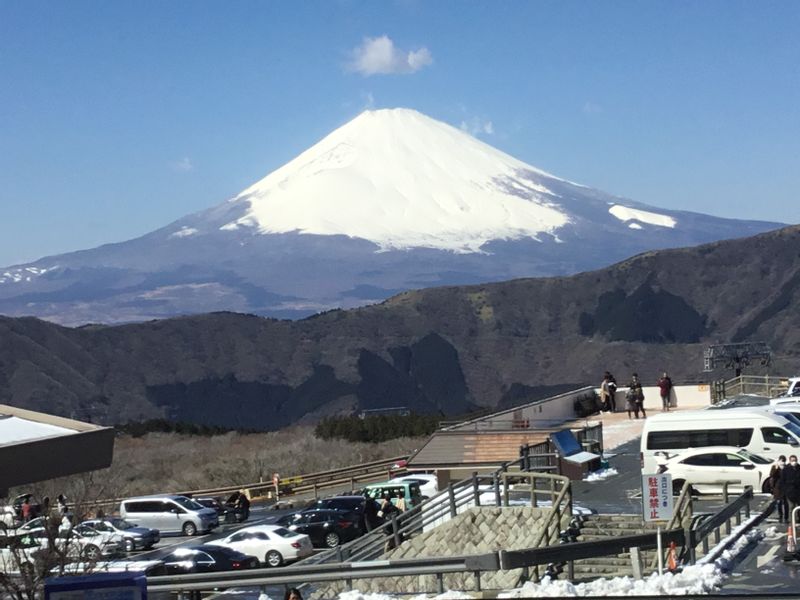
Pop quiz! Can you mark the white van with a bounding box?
[640,408,800,473]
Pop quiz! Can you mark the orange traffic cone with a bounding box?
[788,525,797,554]
[667,541,678,571]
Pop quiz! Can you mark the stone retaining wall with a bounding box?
[312,506,569,599]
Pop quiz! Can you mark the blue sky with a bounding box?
[1,0,798,266]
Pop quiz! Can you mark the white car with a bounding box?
[0,534,47,575]
[50,524,125,561]
[657,446,773,495]
[206,524,313,567]
[389,474,438,498]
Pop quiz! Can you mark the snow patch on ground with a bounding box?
[0,265,56,284]
[584,467,618,482]
[609,205,677,228]
[170,226,199,238]
[223,108,573,253]
[330,519,763,599]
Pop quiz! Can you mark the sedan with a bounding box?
[207,525,313,567]
[160,545,259,574]
[277,509,363,548]
[81,518,160,552]
[658,446,773,494]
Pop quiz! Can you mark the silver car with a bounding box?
[120,495,218,537]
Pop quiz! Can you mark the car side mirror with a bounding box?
[790,439,800,447]
[742,462,755,470]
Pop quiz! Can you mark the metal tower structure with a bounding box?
[703,342,772,376]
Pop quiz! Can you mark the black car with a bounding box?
[195,493,249,523]
[309,495,367,515]
[277,509,363,548]
[160,545,259,574]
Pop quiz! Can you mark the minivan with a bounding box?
[363,481,423,510]
[120,495,219,536]
[640,408,800,474]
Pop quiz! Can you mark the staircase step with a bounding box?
[578,526,657,536]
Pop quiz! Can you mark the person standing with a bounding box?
[600,373,612,413]
[21,498,32,522]
[657,372,674,412]
[607,373,618,413]
[781,455,800,522]
[628,373,646,419]
[770,456,789,522]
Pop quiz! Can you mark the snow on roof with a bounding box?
[0,415,75,447]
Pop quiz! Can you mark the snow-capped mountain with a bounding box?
[0,108,783,325]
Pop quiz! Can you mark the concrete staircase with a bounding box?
[562,514,662,581]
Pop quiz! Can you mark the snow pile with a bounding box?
[584,467,618,482]
[608,205,677,228]
[331,521,763,599]
[223,108,573,253]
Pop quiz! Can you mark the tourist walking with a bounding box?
[769,456,789,522]
[657,372,673,412]
[600,373,612,413]
[607,373,617,413]
[627,373,646,419]
[781,455,800,520]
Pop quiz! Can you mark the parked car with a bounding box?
[160,545,259,574]
[388,474,438,498]
[49,524,125,561]
[81,518,160,553]
[207,524,313,567]
[0,533,47,575]
[657,446,773,494]
[364,480,423,510]
[276,509,364,548]
[120,495,218,536]
[195,492,248,523]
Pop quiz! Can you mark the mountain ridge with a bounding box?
[0,108,784,324]
[1,224,798,430]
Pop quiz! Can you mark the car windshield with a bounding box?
[173,497,205,511]
[784,421,800,441]
[110,518,134,530]
[737,449,772,464]
[272,527,296,538]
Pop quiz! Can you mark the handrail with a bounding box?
[87,455,409,511]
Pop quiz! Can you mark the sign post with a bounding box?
[642,473,673,575]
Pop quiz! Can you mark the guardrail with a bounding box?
[88,455,409,512]
[143,474,761,597]
[718,375,790,400]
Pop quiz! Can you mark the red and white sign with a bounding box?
[642,473,673,522]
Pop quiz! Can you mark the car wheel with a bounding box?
[265,550,283,567]
[83,544,101,561]
[672,479,687,496]
[124,538,136,553]
[324,532,341,548]
[182,522,197,536]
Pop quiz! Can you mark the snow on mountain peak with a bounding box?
[222,108,573,252]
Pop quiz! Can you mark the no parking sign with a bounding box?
[642,473,673,522]
[46,572,147,600]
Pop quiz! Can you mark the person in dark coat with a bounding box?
[363,492,380,531]
[627,373,646,419]
[657,372,673,412]
[770,456,789,522]
[781,455,800,520]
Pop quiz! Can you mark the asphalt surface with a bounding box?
[135,437,787,597]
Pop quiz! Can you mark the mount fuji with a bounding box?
[0,108,783,325]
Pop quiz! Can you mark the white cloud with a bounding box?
[459,117,494,137]
[170,157,194,172]
[348,35,432,76]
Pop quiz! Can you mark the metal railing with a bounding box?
[88,455,409,512]
[718,375,790,400]
[144,480,761,597]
